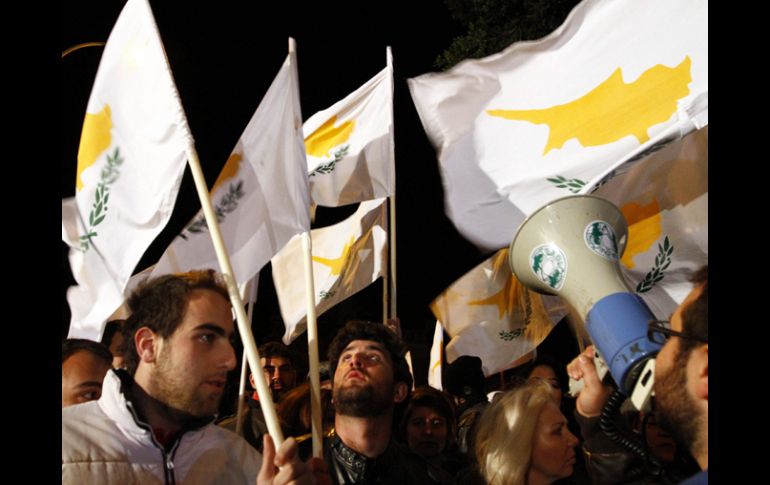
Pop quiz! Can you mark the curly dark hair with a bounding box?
[327,320,413,390]
[259,341,297,366]
[62,338,113,367]
[122,269,230,375]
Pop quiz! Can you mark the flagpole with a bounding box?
[382,200,389,322]
[386,46,398,321]
[235,277,258,435]
[185,146,284,446]
[291,37,323,460]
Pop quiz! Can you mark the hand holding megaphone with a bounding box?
[567,346,612,417]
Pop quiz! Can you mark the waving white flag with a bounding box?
[409,0,707,252]
[594,126,708,319]
[151,52,309,285]
[304,65,394,207]
[62,0,192,340]
[272,198,388,344]
[431,249,568,376]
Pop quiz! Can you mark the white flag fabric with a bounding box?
[593,126,708,319]
[409,0,708,252]
[62,0,192,341]
[151,51,309,286]
[272,198,388,344]
[430,249,568,376]
[427,321,444,390]
[303,66,394,207]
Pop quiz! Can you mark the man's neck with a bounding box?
[131,372,205,448]
[334,412,393,458]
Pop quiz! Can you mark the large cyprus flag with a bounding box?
[409,0,707,252]
[594,126,708,320]
[62,0,191,340]
[304,65,394,207]
[151,51,309,286]
[272,198,388,344]
[430,249,568,376]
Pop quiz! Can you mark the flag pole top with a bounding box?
[386,46,392,68]
[289,37,296,54]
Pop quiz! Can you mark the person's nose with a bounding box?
[566,428,579,448]
[222,341,237,371]
[350,353,364,369]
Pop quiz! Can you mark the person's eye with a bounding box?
[342,354,352,362]
[199,333,215,344]
[368,354,381,362]
[80,391,99,401]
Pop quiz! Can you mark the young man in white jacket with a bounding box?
[62,269,324,485]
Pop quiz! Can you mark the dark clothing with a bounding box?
[218,397,268,453]
[323,432,450,484]
[679,470,707,485]
[576,412,698,485]
[456,399,488,456]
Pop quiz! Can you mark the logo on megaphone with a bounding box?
[509,195,661,397]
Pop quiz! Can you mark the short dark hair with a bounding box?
[522,354,568,392]
[101,319,125,348]
[62,338,113,367]
[679,265,708,355]
[259,341,296,366]
[122,269,230,375]
[399,386,457,448]
[328,320,413,389]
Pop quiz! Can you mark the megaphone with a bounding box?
[508,195,660,406]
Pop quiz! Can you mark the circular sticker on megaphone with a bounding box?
[584,220,619,261]
[529,243,567,291]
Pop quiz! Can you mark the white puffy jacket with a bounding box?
[62,369,261,484]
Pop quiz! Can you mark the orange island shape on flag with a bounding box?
[486,56,692,154]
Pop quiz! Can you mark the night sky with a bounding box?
[61,0,580,391]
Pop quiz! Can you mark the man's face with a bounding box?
[62,350,111,407]
[333,339,398,417]
[653,284,704,449]
[260,356,296,401]
[108,331,125,369]
[153,289,236,417]
[406,405,448,458]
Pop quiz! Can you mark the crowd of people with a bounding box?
[62,265,708,484]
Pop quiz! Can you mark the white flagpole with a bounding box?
[235,277,258,435]
[382,200,389,322]
[148,4,283,446]
[386,47,397,321]
[186,146,284,446]
[291,37,323,459]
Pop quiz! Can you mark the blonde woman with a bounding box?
[475,380,579,485]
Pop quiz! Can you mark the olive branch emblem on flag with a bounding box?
[181,181,245,239]
[309,145,350,177]
[636,236,673,293]
[547,175,587,194]
[80,147,123,252]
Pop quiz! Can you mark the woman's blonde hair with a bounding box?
[474,379,556,485]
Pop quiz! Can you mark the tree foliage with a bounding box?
[435,0,581,70]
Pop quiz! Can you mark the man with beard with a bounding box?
[324,320,448,484]
[62,270,324,485]
[220,342,299,452]
[567,265,708,484]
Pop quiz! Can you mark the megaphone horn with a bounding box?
[508,195,660,396]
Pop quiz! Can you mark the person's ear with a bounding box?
[135,327,159,364]
[393,381,409,404]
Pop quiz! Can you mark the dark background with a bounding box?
[61,0,581,412]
